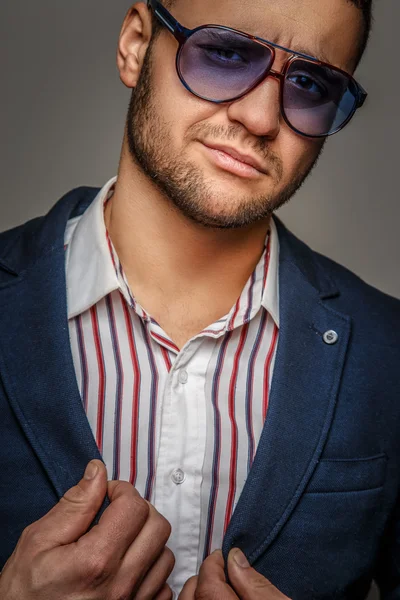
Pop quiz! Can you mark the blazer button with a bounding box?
[323,330,339,345]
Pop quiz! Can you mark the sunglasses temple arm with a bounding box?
[147,0,188,42]
[358,90,368,108]
[355,80,368,108]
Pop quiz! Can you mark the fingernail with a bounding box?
[84,461,99,480]
[232,548,250,568]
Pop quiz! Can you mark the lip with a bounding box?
[201,142,268,176]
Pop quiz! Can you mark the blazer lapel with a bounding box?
[0,188,102,499]
[223,219,351,565]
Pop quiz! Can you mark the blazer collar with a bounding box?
[274,216,339,300]
[0,186,99,278]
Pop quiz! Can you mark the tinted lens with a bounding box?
[283,59,358,136]
[178,27,274,101]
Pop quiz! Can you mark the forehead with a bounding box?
[171,0,363,71]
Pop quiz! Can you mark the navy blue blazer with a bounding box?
[0,186,399,600]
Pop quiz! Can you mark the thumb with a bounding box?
[228,549,290,599]
[32,460,108,549]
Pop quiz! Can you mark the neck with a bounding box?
[105,141,270,320]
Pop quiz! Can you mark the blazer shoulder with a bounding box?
[312,248,400,340]
[275,217,400,342]
[0,186,99,279]
[315,249,400,307]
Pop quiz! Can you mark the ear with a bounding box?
[117,2,153,89]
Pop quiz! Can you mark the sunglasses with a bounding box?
[147,0,367,138]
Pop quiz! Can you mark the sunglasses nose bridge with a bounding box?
[266,69,285,83]
[249,68,284,98]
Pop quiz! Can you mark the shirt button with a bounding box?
[323,330,339,345]
[171,468,186,485]
[178,369,188,384]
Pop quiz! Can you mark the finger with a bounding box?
[155,583,174,600]
[228,549,291,600]
[77,480,149,562]
[20,460,107,550]
[178,576,198,599]
[119,503,172,586]
[197,550,227,587]
[134,547,175,600]
[196,550,238,599]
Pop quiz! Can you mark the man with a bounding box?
[0,0,399,598]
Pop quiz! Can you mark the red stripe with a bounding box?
[106,294,124,481]
[121,295,141,485]
[151,331,180,353]
[90,306,106,452]
[224,323,249,533]
[263,322,279,421]
[161,346,172,372]
[201,327,226,335]
[247,310,268,468]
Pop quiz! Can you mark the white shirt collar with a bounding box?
[65,176,280,328]
[262,217,280,327]
[65,176,118,319]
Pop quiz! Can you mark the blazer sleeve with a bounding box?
[374,495,400,599]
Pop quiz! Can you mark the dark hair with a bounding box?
[350,0,373,66]
[152,0,373,67]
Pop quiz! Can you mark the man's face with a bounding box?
[126,0,362,229]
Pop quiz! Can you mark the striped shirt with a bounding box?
[65,176,280,596]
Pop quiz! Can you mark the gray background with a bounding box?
[1,1,398,597]
[0,1,399,300]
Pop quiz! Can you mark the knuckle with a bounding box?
[130,495,150,522]
[113,483,149,521]
[162,585,173,600]
[160,516,172,540]
[110,587,133,600]
[19,523,44,549]
[151,511,171,542]
[19,524,33,545]
[164,546,175,569]
[195,584,221,600]
[108,484,149,531]
[81,551,114,587]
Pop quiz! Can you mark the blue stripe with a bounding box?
[244,270,257,323]
[91,306,107,455]
[106,295,124,481]
[75,316,89,411]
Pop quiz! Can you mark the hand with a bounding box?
[179,548,290,600]
[0,460,174,600]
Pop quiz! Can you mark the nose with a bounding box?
[226,76,281,140]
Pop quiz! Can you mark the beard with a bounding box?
[126,40,325,230]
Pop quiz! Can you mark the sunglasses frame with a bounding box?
[147,0,368,138]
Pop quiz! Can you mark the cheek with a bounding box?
[278,128,323,179]
[150,40,219,146]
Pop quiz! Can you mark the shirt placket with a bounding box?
[152,334,211,595]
